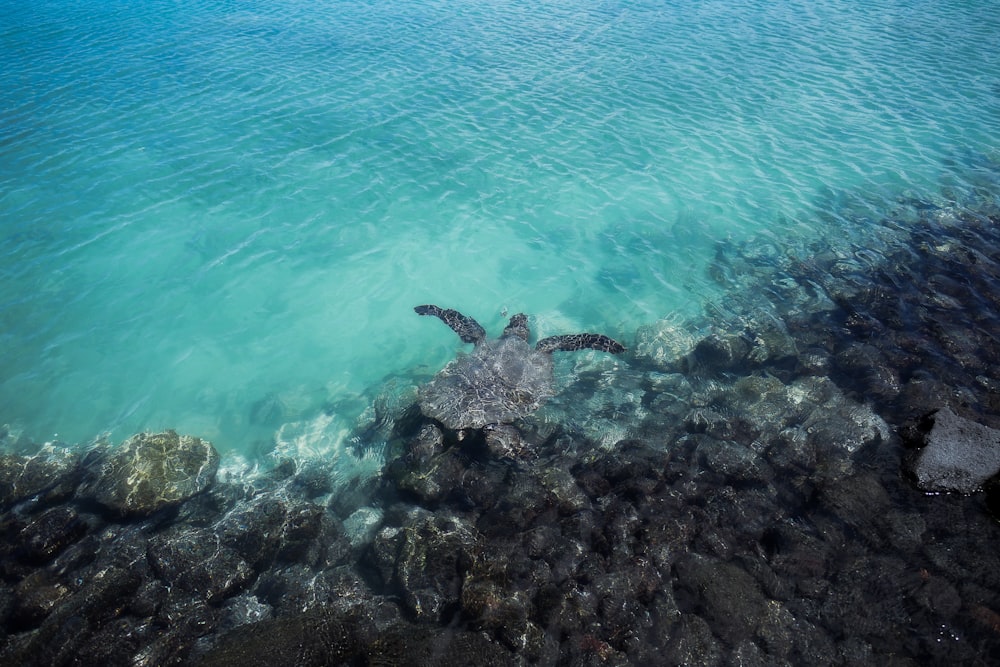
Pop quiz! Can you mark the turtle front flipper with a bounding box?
[415,304,487,345]
[536,333,626,354]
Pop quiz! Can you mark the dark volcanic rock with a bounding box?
[3,565,143,666]
[675,553,771,643]
[696,439,773,484]
[148,528,253,604]
[908,407,1000,493]
[373,510,480,622]
[397,448,467,505]
[833,342,900,402]
[215,493,341,571]
[81,430,219,516]
[368,621,522,666]
[200,606,522,666]
[815,473,894,549]
[665,614,722,667]
[11,570,72,629]
[691,333,751,371]
[199,608,362,667]
[16,506,88,565]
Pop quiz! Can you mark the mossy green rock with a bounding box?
[88,430,219,516]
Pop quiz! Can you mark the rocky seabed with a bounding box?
[3,188,1000,665]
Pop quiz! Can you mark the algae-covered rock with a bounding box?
[17,506,88,565]
[85,430,219,516]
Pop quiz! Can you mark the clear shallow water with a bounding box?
[1,0,998,453]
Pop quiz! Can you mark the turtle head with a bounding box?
[502,313,530,341]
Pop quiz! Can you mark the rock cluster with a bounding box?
[0,431,365,665]
[372,407,990,665]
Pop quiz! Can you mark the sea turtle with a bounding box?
[414,305,625,450]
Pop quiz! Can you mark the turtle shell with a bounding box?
[418,336,556,430]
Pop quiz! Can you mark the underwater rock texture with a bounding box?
[909,407,1000,493]
[373,510,480,622]
[81,430,219,516]
[0,445,79,508]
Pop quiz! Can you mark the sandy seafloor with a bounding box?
[3,0,1000,664]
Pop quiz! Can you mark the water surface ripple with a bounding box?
[1,0,998,449]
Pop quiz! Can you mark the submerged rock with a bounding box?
[674,553,771,643]
[82,430,220,516]
[0,445,80,507]
[908,407,1000,493]
[3,565,144,666]
[372,511,480,622]
[633,319,699,370]
[148,528,253,604]
[691,333,751,372]
[15,506,88,565]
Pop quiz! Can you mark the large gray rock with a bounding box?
[373,511,480,622]
[911,407,1000,493]
[85,430,219,516]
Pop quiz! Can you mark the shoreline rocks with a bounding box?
[4,190,1000,664]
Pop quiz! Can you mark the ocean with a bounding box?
[2,0,998,456]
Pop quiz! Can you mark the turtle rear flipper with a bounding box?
[415,304,487,345]
[536,333,625,354]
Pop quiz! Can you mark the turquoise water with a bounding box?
[2,0,998,453]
